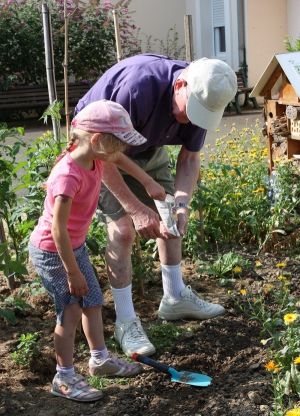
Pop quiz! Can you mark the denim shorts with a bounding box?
[28,243,103,325]
[98,146,175,222]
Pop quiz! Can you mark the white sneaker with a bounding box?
[114,317,156,357]
[158,285,225,320]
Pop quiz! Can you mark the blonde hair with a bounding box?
[54,127,127,165]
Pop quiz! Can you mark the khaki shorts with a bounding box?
[99,147,175,222]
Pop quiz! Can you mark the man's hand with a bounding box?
[67,270,89,297]
[131,206,161,239]
[144,178,166,201]
[176,207,189,236]
[159,221,180,239]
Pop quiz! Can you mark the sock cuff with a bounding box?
[111,284,132,293]
[161,263,181,271]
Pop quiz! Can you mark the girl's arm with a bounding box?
[51,195,88,297]
[114,152,166,201]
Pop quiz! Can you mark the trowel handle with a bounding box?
[131,353,170,374]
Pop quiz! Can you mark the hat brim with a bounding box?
[186,93,224,131]
[114,130,147,146]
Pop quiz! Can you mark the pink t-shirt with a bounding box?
[30,152,103,252]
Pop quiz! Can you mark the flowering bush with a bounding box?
[0,0,140,89]
[183,122,300,255]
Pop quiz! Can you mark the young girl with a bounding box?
[28,100,166,402]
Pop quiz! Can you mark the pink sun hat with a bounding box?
[71,99,147,146]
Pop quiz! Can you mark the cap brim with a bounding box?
[114,129,147,146]
[186,93,224,131]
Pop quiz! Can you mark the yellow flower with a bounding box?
[285,409,300,416]
[265,360,280,373]
[261,148,269,157]
[278,274,287,281]
[294,356,300,365]
[255,260,262,267]
[283,313,298,326]
[233,266,242,274]
[263,283,274,294]
[251,136,259,143]
[276,262,286,268]
[252,187,265,194]
[240,289,247,296]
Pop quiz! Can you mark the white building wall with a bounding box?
[287,0,300,41]
[245,0,287,87]
[129,0,186,57]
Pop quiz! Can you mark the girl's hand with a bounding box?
[67,271,89,297]
[145,178,166,201]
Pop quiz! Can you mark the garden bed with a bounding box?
[0,246,299,416]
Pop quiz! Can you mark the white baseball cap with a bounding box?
[186,58,237,131]
[71,100,147,146]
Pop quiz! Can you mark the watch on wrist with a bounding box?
[173,202,189,212]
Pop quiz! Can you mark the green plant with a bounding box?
[132,237,157,296]
[261,161,300,251]
[0,294,31,325]
[88,374,129,390]
[0,124,28,285]
[147,322,186,351]
[0,308,16,325]
[285,36,300,52]
[199,251,250,281]
[198,125,270,247]
[232,267,299,414]
[11,332,40,367]
[4,295,32,313]
[86,215,108,260]
[0,0,140,90]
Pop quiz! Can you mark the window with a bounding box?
[212,0,226,56]
[214,26,226,54]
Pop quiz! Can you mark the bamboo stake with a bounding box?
[42,2,61,145]
[184,14,193,62]
[63,0,70,141]
[184,14,204,244]
[112,8,122,62]
[0,220,15,290]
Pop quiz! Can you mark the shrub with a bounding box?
[0,0,140,90]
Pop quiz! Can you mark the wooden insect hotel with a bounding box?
[250,51,300,172]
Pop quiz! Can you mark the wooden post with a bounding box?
[112,9,122,62]
[42,2,61,146]
[0,220,15,290]
[184,15,193,62]
[63,0,70,142]
[184,14,204,244]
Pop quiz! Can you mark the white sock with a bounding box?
[90,347,109,363]
[161,263,185,299]
[111,284,136,323]
[56,364,75,377]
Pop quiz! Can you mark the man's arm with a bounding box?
[101,161,161,239]
[174,146,201,235]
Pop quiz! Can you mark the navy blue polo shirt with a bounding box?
[75,53,207,156]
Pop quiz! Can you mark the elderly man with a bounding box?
[75,53,237,356]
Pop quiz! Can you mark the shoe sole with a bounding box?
[51,389,103,402]
[89,366,142,378]
[122,344,156,357]
[114,332,156,357]
[157,308,225,320]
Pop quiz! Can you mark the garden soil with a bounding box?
[1,244,299,416]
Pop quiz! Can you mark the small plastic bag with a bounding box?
[154,194,180,237]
